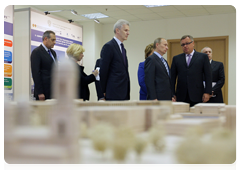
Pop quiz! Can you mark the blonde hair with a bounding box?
[144,43,154,59]
[66,43,85,60]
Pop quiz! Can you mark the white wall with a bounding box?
[13,10,236,104]
[99,13,236,104]
[81,21,103,101]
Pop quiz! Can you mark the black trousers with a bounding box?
[184,90,200,107]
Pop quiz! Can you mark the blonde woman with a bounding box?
[66,43,98,101]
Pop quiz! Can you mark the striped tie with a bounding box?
[48,49,56,62]
[160,57,169,76]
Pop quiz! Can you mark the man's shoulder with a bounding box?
[104,38,115,45]
[31,45,43,56]
[145,53,157,63]
[32,44,44,52]
[101,39,115,50]
[148,53,158,59]
[212,60,224,67]
[212,60,223,64]
[173,53,185,60]
[101,39,118,54]
[174,53,185,57]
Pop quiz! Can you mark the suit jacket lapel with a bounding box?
[50,49,57,60]
[181,53,188,68]
[154,54,169,76]
[40,44,55,63]
[188,51,197,68]
[211,60,215,69]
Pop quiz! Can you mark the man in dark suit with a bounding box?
[100,19,130,100]
[171,35,212,107]
[31,30,57,100]
[94,58,105,100]
[144,38,172,101]
[201,47,225,103]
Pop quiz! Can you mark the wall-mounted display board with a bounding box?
[14,8,83,100]
[4,5,14,100]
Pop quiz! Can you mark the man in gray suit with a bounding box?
[144,38,172,101]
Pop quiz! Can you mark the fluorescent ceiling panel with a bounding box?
[144,5,169,8]
[81,13,109,19]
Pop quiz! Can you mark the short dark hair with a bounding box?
[42,30,55,41]
[153,38,162,49]
[180,35,194,42]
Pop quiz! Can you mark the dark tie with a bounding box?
[120,43,126,65]
[187,54,191,66]
[160,57,169,76]
[48,49,55,62]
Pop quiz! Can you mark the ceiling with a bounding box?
[14,5,236,25]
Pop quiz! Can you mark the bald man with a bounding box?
[201,47,225,103]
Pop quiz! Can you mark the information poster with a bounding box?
[4,5,14,100]
[30,10,83,99]
[31,11,83,61]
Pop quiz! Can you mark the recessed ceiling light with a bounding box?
[144,5,169,8]
[81,13,109,19]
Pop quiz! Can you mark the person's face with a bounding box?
[45,33,56,49]
[180,37,194,54]
[156,39,168,56]
[78,53,84,61]
[202,48,212,61]
[116,24,130,42]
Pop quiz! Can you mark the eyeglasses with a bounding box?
[181,41,193,47]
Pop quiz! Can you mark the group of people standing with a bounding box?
[138,35,225,107]
[31,19,225,107]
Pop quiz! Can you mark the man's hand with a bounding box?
[38,94,45,101]
[209,91,214,98]
[202,93,210,103]
[172,95,176,102]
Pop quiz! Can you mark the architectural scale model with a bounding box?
[4,58,80,163]
[4,58,236,164]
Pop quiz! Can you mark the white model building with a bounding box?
[4,57,236,164]
[77,105,171,133]
[4,58,80,163]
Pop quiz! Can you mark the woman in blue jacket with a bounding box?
[137,43,154,100]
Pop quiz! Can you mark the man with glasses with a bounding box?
[171,35,212,107]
